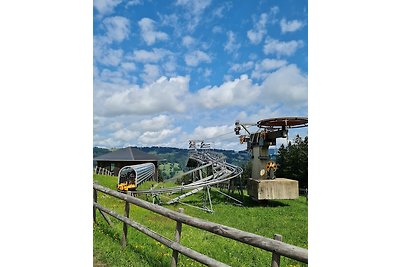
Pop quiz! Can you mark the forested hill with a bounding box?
[93,146,250,170]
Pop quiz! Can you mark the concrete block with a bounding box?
[247,178,299,200]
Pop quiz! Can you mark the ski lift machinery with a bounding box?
[235,117,308,201]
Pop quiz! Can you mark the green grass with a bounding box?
[159,163,183,179]
[93,174,308,267]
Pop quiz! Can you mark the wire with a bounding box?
[203,124,258,141]
[203,131,233,141]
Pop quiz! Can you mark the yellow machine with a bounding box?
[117,163,155,192]
[117,169,137,191]
[117,181,137,191]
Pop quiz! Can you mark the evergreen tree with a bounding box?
[276,135,308,188]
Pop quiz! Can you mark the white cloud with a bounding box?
[259,58,288,71]
[99,48,124,66]
[224,31,241,54]
[212,2,232,18]
[223,74,233,81]
[204,68,212,78]
[103,16,130,43]
[247,13,268,45]
[212,26,223,34]
[229,61,254,73]
[270,6,279,15]
[132,48,173,63]
[192,125,233,140]
[103,76,190,116]
[193,64,307,110]
[94,36,124,66]
[107,121,124,131]
[263,39,304,57]
[280,18,304,33]
[251,58,288,79]
[176,0,211,14]
[260,64,307,107]
[94,65,307,149]
[175,0,212,31]
[141,64,161,84]
[184,50,211,67]
[197,75,260,109]
[159,13,182,37]
[139,115,172,131]
[94,0,122,16]
[120,62,136,72]
[182,35,195,47]
[98,68,128,84]
[126,0,142,7]
[93,116,105,131]
[113,128,140,142]
[138,18,168,45]
[138,127,181,145]
[266,6,280,25]
[163,57,177,73]
[94,134,119,148]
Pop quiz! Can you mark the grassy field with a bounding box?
[158,162,184,180]
[93,174,308,267]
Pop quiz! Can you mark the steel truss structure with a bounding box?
[135,148,243,212]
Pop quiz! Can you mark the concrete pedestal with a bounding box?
[247,178,299,200]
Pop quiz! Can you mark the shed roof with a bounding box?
[94,147,160,162]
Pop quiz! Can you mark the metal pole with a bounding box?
[207,186,213,212]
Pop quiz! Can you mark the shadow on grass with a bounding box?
[242,196,290,208]
[161,188,290,209]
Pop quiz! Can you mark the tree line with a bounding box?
[276,135,308,189]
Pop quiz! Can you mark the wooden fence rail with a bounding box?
[93,183,308,267]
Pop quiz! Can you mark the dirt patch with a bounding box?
[93,256,107,267]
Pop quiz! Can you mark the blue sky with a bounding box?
[93,0,308,150]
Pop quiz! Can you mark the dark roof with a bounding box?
[94,147,160,162]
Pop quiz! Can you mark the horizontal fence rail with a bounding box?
[94,202,229,267]
[93,183,308,266]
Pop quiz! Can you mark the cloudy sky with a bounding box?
[93,0,308,150]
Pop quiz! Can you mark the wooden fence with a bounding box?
[93,166,113,176]
[93,183,308,267]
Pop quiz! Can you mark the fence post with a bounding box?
[271,234,282,267]
[121,192,130,247]
[93,188,97,223]
[171,208,184,267]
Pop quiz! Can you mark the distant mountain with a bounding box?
[93,147,111,158]
[93,146,251,171]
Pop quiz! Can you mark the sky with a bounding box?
[3,1,400,266]
[93,0,308,151]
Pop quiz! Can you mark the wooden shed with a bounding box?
[94,147,160,181]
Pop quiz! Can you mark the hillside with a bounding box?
[93,146,252,179]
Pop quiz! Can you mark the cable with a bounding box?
[203,131,233,141]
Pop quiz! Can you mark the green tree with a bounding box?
[240,161,252,186]
[157,168,164,182]
[276,135,308,188]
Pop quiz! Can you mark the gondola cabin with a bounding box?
[117,163,155,191]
